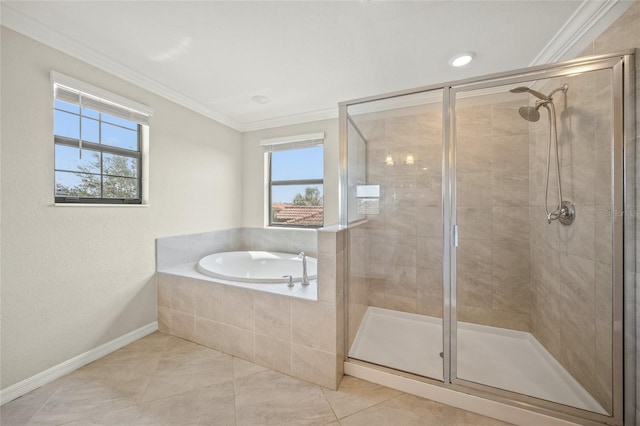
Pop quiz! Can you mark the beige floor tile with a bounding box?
[72,350,162,379]
[118,331,170,353]
[0,376,69,426]
[27,375,141,425]
[234,369,337,426]
[142,350,233,402]
[413,398,513,425]
[322,376,403,419]
[162,334,213,357]
[339,394,442,425]
[53,406,146,426]
[85,351,161,373]
[138,381,235,425]
[340,394,513,426]
[7,332,513,426]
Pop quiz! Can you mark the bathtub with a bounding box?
[197,251,317,283]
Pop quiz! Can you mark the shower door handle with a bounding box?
[453,225,459,247]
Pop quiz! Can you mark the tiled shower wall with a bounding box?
[455,99,531,331]
[350,99,531,333]
[529,72,614,413]
[356,108,444,318]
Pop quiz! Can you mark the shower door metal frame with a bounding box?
[339,50,635,426]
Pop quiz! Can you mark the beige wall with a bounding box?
[241,119,340,229]
[0,28,243,389]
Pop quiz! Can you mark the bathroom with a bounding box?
[1,1,640,425]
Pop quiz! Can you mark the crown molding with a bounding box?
[0,3,244,131]
[240,107,339,132]
[530,0,632,66]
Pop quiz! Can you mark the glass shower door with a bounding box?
[345,90,445,380]
[451,64,620,418]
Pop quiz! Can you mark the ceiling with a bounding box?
[1,1,633,132]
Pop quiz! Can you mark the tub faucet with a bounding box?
[298,252,309,286]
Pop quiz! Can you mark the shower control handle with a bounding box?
[558,200,576,226]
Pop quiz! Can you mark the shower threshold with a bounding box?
[348,307,606,414]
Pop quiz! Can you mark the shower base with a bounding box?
[348,307,606,414]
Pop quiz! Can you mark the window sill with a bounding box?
[266,225,320,231]
[52,203,149,208]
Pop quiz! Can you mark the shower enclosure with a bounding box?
[340,51,636,425]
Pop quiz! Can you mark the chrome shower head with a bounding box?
[509,86,549,101]
[518,106,541,122]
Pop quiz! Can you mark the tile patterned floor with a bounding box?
[1,332,511,425]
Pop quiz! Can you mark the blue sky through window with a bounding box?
[271,146,323,203]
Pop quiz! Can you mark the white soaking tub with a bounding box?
[197,251,317,284]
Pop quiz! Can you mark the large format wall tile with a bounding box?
[529,69,617,412]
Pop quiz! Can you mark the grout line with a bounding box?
[321,386,340,422]
[24,374,71,424]
[231,355,239,426]
[336,393,406,422]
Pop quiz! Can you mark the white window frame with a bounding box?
[51,71,152,205]
[262,133,325,228]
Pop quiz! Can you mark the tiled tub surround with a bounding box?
[157,227,319,299]
[156,227,345,390]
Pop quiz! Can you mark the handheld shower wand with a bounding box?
[510,84,574,226]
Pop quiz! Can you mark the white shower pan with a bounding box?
[349,307,606,414]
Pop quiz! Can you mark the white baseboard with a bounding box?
[0,322,158,406]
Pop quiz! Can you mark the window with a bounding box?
[51,72,152,204]
[263,133,324,228]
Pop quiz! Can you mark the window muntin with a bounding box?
[269,145,324,228]
[54,99,142,203]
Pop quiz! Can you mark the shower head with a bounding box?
[511,83,567,122]
[518,106,541,122]
[509,86,549,101]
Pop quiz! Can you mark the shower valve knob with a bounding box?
[558,201,576,226]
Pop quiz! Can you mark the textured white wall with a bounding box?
[242,119,340,228]
[0,28,243,389]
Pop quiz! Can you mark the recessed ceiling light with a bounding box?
[252,95,271,104]
[449,52,476,67]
